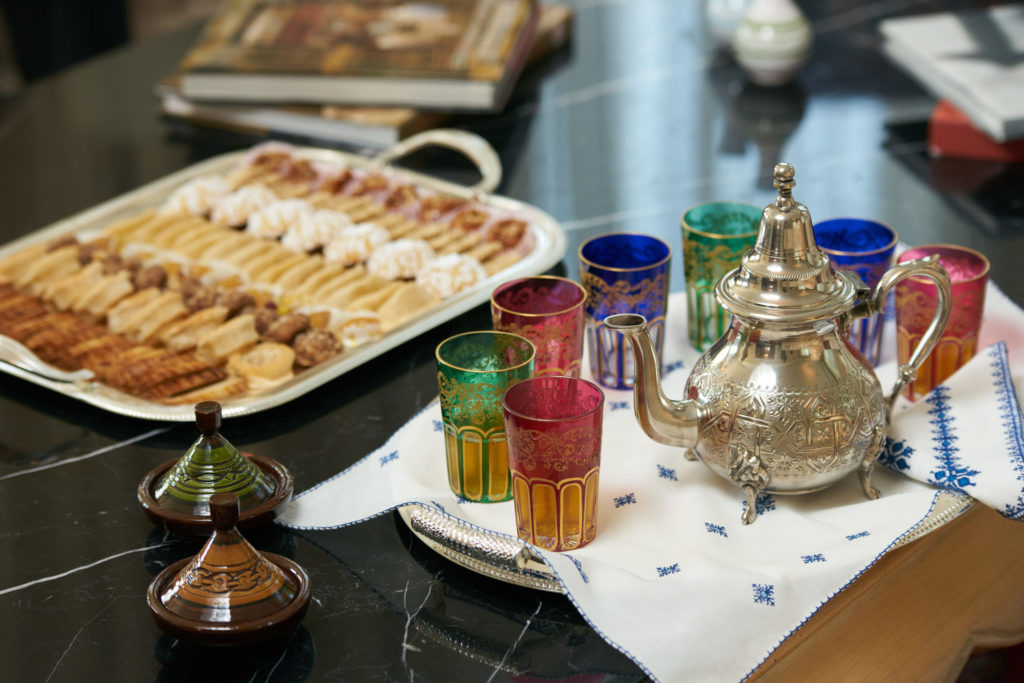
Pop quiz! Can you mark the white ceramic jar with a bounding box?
[731,0,812,85]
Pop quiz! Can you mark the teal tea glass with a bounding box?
[814,218,898,366]
[681,202,761,351]
[436,331,535,502]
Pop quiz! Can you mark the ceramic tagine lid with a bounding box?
[137,401,293,536]
[147,492,312,645]
[715,162,863,324]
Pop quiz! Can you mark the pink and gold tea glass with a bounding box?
[502,376,604,551]
[491,276,586,377]
[896,245,989,400]
[436,331,535,502]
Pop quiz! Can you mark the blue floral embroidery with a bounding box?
[657,563,680,577]
[379,451,399,466]
[657,464,678,481]
[664,359,685,374]
[752,583,775,606]
[432,420,443,432]
[801,554,826,564]
[455,497,470,504]
[741,493,776,516]
[614,493,637,508]
[610,401,630,411]
[569,556,589,583]
[991,344,1024,519]
[926,386,979,491]
[846,530,870,540]
[878,437,914,471]
[705,523,727,538]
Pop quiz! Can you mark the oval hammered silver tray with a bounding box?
[396,490,973,594]
[0,131,567,421]
[397,504,564,593]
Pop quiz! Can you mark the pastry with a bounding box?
[292,329,338,367]
[281,209,351,253]
[159,175,231,218]
[246,199,314,239]
[365,239,434,280]
[211,183,277,228]
[129,291,188,343]
[263,313,310,345]
[322,274,391,309]
[377,284,440,331]
[273,256,324,291]
[331,310,381,347]
[106,287,162,334]
[345,281,403,312]
[227,342,295,390]
[164,374,248,404]
[323,223,389,267]
[44,261,104,310]
[76,271,134,316]
[415,253,487,299]
[196,313,260,363]
[161,305,230,352]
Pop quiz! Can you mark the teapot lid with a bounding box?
[716,163,863,323]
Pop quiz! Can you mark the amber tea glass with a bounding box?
[491,276,586,377]
[436,331,535,502]
[896,244,989,400]
[503,376,604,551]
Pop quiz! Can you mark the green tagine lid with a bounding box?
[138,401,293,536]
[154,402,277,516]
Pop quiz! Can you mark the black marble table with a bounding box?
[1,1,1021,681]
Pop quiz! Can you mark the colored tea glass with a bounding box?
[502,376,604,551]
[681,202,760,351]
[896,244,989,400]
[813,218,898,366]
[436,331,535,502]
[491,276,586,377]
[579,233,671,389]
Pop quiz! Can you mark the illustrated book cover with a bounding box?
[179,0,540,112]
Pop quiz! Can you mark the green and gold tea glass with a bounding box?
[436,331,535,502]
[682,202,761,350]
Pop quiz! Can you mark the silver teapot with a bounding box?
[605,163,952,524]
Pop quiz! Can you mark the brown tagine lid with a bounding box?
[147,492,311,645]
[138,402,293,536]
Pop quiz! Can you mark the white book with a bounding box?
[880,5,1024,142]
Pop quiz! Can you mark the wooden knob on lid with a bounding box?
[209,492,239,530]
[195,401,222,435]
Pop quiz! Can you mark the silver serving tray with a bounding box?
[0,130,567,420]
[396,490,973,594]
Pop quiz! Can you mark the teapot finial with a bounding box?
[773,162,795,196]
[716,161,861,324]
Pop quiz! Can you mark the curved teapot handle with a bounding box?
[866,254,951,422]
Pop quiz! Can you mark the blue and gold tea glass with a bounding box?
[579,233,671,389]
[813,218,898,366]
[436,331,535,502]
[681,202,760,351]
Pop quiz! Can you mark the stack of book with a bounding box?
[158,0,571,148]
[879,5,1024,162]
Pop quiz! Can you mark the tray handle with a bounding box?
[374,129,503,195]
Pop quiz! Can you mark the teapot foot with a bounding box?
[858,463,881,500]
[684,448,698,462]
[741,485,760,525]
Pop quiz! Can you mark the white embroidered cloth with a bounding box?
[279,282,1024,682]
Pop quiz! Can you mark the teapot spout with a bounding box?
[604,314,701,449]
